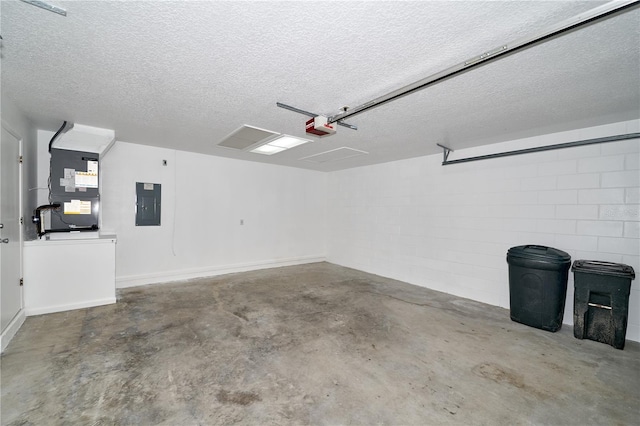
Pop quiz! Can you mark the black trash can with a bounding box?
[507,245,571,332]
[572,260,635,349]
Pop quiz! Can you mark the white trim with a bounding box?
[24,235,116,246]
[25,297,116,316]
[1,121,24,346]
[1,309,26,353]
[117,255,326,288]
[0,120,23,141]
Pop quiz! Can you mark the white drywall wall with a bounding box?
[327,120,640,342]
[100,142,327,286]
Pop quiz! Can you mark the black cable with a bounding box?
[48,120,67,153]
[48,120,68,203]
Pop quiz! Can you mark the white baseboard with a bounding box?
[25,297,117,317]
[1,309,26,353]
[116,255,326,288]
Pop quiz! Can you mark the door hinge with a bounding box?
[19,155,23,163]
[20,217,24,225]
[20,278,23,286]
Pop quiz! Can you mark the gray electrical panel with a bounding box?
[49,148,100,231]
[136,182,161,226]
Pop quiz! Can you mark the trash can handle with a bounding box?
[578,260,620,267]
[524,245,548,251]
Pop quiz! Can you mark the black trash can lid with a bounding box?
[507,245,571,263]
[572,260,635,279]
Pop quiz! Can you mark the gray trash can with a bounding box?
[507,245,571,332]
[572,260,635,349]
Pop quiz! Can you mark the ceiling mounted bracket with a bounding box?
[327,0,639,125]
[20,0,67,16]
[276,102,357,131]
[436,143,454,163]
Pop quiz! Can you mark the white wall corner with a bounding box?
[1,309,26,353]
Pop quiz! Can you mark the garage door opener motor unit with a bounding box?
[305,116,336,137]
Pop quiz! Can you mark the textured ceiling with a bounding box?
[1,1,638,171]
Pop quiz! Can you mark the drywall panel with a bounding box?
[101,142,327,286]
[327,119,640,342]
[23,236,116,315]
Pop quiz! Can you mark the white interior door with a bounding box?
[1,125,22,333]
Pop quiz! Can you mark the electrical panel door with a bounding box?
[136,182,161,226]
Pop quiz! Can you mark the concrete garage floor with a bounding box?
[2,262,639,425]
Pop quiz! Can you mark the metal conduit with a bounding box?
[438,133,640,166]
[327,0,639,124]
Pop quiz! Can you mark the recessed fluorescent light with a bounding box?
[270,135,310,149]
[250,134,311,155]
[251,144,288,155]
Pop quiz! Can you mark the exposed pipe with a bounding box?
[440,133,640,166]
[19,0,67,16]
[328,0,639,124]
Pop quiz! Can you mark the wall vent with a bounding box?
[217,125,279,151]
[300,147,368,163]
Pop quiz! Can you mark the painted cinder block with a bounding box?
[537,219,577,234]
[538,190,578,205]
[598,237,640,256]
[625,153,639,170]
[576,220,624,237]
[537,160,577,176]
[601,170,640,188]
[556,205,599,220]
[555,234,598,251]
[521,176,557,191]
[625,188,640,204]
[599,205,640,221]
[624,222,640,238]
[557,173,600,190]
[578,155,625,173]
[578,188,625,204]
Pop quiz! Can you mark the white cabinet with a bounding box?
[23,235,117,315]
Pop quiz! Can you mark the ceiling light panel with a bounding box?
[250,134,312,155]
[251,144,287,155]
[269,135,311,149]
[300,147,369,163]
[217,125,279,151]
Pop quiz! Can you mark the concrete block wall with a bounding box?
[327,120,640,341]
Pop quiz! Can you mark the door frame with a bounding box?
[0,120,25,353]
